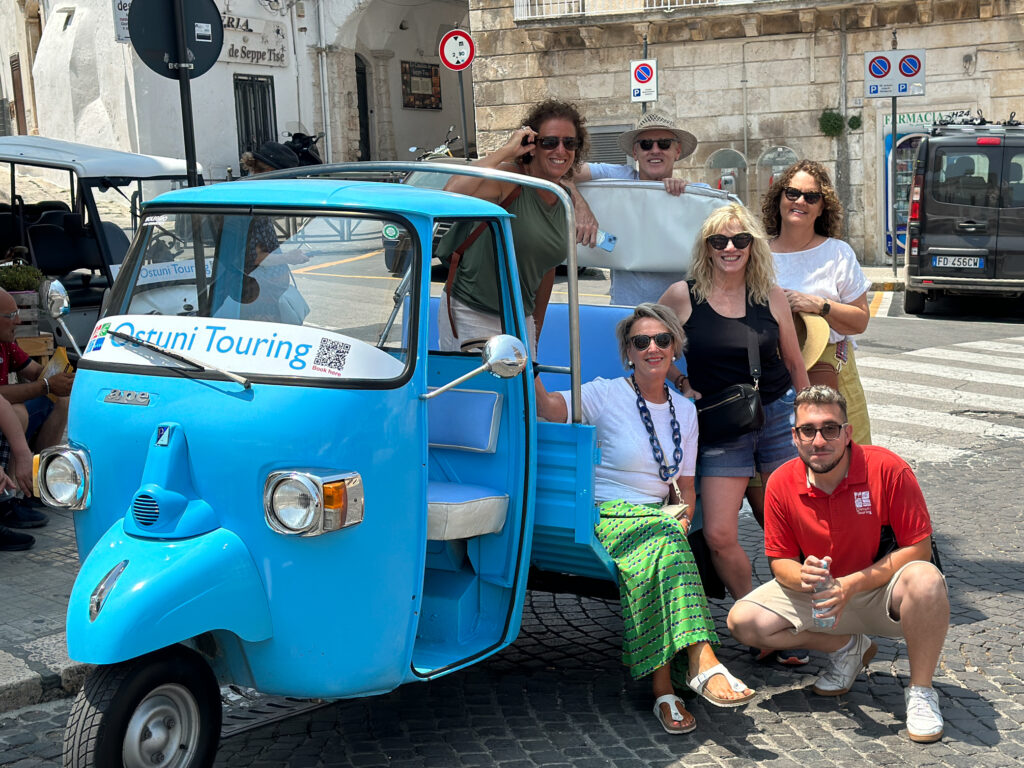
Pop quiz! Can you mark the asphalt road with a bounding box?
[2,289,1023,767]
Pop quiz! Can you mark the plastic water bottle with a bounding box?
[812,560,836,629]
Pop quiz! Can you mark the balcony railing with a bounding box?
[514,0,718,22]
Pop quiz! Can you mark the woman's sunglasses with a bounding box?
[783,187,823,204]
[536,136,580,151]
[635,138,678,151]
[706,232,754,250]
[630,332,673,351]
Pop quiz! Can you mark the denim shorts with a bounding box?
[24,395,54,441]
[698,389,797,477]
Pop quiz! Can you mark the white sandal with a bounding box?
[652,694,696,734]
[687,663,756,708]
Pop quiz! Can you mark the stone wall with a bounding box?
[465,0,1024,263]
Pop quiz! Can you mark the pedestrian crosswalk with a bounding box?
[857,335,1024,465]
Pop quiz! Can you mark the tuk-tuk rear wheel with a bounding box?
[63,645,221,768]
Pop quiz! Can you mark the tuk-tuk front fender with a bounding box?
[67,522,272,665]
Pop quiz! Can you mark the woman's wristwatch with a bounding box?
[820,299,831,317]
[674,373,688,391]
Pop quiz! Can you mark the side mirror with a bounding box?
[421,334,528,400]
[40,279,71,318]
[482,335,527,378]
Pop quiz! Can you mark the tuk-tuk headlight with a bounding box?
[36,447,91,510]
[264,470,364,537]
[268,475,320,533]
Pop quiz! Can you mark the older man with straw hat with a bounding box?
[572,111,699,306]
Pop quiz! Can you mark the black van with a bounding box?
[904,118,1024,314]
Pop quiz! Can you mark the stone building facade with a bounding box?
[5,0,476,180]
[466,0,1024,263]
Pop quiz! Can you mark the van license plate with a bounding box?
[932,256,983,269]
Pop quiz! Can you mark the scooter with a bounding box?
[49,163,644,768]
[283,131,324,165]
[409,125,461,161]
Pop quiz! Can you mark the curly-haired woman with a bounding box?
[660,203,808,602]
[762,161,872,445]
[438,100,588,354]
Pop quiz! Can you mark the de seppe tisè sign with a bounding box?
[114,0,287,67]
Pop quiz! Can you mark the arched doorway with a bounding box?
[355,54,371,160]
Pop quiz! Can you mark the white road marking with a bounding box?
[857,356,1024,389]
[870,434,969,463]
[859,376,1024,413]
[868,404,1024,439]
[955,340,1024,355]
[903,347,1024,371]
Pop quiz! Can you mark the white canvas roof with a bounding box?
[0,136,199,180]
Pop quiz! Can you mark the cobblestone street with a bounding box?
[2,437,1022,767]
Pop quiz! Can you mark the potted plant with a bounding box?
[0,262,46,336]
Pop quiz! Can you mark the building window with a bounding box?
[587,124,631,166]
[234,74,278,167]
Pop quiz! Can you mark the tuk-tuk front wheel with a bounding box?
[63,645,221,768]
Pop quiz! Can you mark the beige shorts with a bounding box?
[438,289,538,358]
[739,561,946,639]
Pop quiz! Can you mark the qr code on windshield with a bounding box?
[313,338,351,372]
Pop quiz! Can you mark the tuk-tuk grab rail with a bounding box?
[259,161,584,423]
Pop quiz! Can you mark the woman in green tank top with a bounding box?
[439,100,588,353]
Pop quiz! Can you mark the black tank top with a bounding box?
[684,285,792,404]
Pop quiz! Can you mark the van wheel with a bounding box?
[63,646,221,768]
[903,290,926,315]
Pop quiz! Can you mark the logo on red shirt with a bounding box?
[854,490,872,514]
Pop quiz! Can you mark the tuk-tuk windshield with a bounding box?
[103,209,417,383]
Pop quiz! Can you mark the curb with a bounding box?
[0,650,90,715]
[870,280,904,291]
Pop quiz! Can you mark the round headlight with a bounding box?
[43,453,87,507]
[269,476,321,533]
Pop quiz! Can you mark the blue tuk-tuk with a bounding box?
[42,164,663,768]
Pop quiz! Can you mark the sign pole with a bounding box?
[891,95,899,276]
[172,0,199,188]
[457,70,470,159]
[641,34,648,115]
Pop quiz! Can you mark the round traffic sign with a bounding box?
[633,63,654,84]
[128,0,223,80]
[439,30,475,72]
[899,54,922,77]
[868,56,891,79]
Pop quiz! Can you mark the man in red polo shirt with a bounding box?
[727,385,948,744]
[0,289,74,533]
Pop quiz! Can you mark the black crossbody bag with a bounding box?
[695,294,765,444]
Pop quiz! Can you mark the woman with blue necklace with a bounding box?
[535,303,755,735]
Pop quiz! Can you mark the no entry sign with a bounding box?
[439,29,474,71]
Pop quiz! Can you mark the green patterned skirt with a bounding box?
[596,499,719,684]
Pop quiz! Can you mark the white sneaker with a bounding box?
[905,685,944,743]
[812,634,877,696]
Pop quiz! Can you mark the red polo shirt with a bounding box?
[763,442,932,578]
[0,341,30,383]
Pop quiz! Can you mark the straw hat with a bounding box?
[793,312,831,371]
[616,111,698,161]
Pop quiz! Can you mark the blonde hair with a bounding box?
[690,203,776,306]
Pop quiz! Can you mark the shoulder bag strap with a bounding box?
[744,290,762,389]
[444,185,523,339]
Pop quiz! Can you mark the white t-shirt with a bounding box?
[772,238,872,344]
[558,376,698,505]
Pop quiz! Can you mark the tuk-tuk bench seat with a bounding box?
[427,481,507,540]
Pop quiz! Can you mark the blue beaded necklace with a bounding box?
[629,374,682,481]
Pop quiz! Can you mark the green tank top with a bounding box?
[446,186,568,316]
